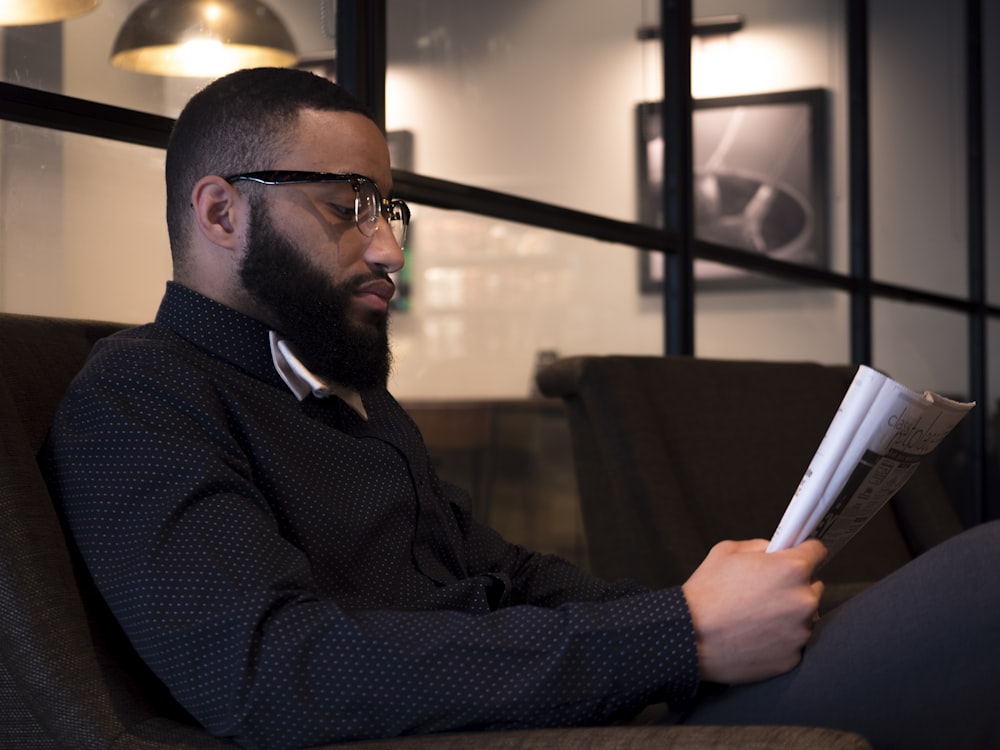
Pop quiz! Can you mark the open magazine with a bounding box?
[767,365,975,561]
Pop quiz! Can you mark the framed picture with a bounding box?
[638,88,828,291]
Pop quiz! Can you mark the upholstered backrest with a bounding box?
[536,355,964,594]
[0,312,238,749]
[0,314,125,454]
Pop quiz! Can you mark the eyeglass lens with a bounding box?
[355,181,408,248]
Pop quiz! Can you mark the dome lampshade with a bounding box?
[0,0,100,26]
[110,0,297,78]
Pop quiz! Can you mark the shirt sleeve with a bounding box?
[43,345,700,750]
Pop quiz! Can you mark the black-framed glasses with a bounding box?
[224,170,410,248]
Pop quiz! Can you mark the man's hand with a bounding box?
[681,538,826,685]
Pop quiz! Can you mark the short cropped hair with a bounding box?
[164,67,376,264]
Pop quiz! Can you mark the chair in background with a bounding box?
[0,313,871,749]
[536,355,965,610]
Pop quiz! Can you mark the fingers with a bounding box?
[715,537,827,563]
[708,538,769,556]
[810,579,825,599]
[810,580,825,623]
[682,541,826,684]
[796,538,829,567]
[772,538,828,578]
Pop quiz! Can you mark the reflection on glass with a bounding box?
[389,206,664,400]
[872,296,975,525]
[0,121,169,323]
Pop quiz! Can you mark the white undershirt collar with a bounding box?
[268,331,368,420]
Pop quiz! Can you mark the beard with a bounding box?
[238,197,393,390]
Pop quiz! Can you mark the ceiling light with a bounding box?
[110,0,296,78]
[0,0,99,26]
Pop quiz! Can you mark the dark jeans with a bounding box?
[680,520,1000,749]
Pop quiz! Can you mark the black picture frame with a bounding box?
[638,88,828,292]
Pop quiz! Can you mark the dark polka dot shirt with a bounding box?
[43,282,699,750]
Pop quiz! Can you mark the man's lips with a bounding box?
[355,278,396,308]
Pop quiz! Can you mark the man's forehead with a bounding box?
[284,108,391,181]
[292,108,383,146]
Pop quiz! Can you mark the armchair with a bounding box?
[536,355,964,611]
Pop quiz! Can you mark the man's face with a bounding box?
[235,110,405,389]
[239,194,393,389]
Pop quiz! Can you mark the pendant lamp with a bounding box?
[0,0,99,26]
[110,0,296,78]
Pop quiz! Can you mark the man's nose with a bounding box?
[364,219,405,274]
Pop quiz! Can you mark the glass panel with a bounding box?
[0,0,333,118]
[873,299,971,522]
[388,206,663,400]
[385,0,658,222]
[643,0,852,297]
[386,0,846,238]
[872,299,969,398]
[868,0,967,297]
[695,280,851,364]
[0,121,169,322]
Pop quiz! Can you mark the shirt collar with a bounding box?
[268,332,368,420]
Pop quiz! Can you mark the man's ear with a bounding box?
[190,175,246,250]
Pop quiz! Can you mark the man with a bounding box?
[43,67,999,750]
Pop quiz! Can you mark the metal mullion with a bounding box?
[659,0,695,356]
[847,0,872,367]
[335,0,387,130]
[0,81,172,149]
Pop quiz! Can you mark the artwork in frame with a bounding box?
[638,88,828,291]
